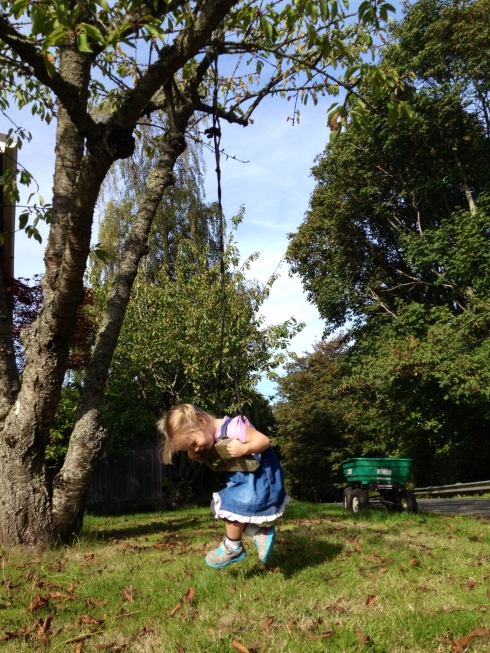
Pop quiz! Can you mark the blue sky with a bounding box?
[6,67,354,400]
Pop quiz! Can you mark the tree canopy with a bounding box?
[281,0,490,495]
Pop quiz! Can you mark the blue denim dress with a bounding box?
[214,417,288,520]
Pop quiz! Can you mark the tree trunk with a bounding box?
[52,96,194,539]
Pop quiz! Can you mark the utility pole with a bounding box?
[0,133,17,280]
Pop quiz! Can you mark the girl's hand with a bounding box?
[226,439,247,458]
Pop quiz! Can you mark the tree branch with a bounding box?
[0,16,98,139]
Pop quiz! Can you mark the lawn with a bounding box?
[1,501,490,652]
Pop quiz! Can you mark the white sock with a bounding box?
[244,524,261,537]
[225,537,242,550]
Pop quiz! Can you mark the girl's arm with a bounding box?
[226,426,270,458]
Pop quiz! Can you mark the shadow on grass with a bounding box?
[82,511,212,541]
[271,532,343,578]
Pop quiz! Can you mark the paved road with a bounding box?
[417,498,490,519]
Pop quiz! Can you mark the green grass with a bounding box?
[1,501,490,652]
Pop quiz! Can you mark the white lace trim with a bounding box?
[211,492,291,523]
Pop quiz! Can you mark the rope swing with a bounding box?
[209,52,243,420]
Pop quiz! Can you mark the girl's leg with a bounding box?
[205,520,246,568]
[225,519,246,541]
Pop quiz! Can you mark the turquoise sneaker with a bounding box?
[253,525,276,563]
[205,540,247,568]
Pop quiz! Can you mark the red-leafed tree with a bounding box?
[4,275,94,371]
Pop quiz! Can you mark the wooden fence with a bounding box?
[86,438,165,514]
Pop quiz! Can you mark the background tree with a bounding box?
[92,133,300,505]
[274,337,348,501]
[284,0,490,493]
[0,0,400,545]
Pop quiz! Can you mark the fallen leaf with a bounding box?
[380,567,388,573]
[327,603,346,614]
[461,581,477,591]
[231,639,250,653]
[354,625,371,645]
[409,558,420,567]
[183,587,195,603]
[137,625,153,637]
[259,617,274,632]
[122,585,135,602]
[37,614,53,639]
[28,594,49,611]
[0,623,38,641]
[366,594,377,608]
[304,631,334,640]
[170,601,182,616]
[452,627,489,650]
[74,642,84,653]
[84,553,95,561]
[78,614,105,627]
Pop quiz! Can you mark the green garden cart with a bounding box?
[342,457,417,514]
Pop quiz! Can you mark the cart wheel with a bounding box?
[351,488,368,513]
[400,489,418,514]
[343,487,353,511]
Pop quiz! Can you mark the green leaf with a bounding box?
[260,16,273,42]
[144,22,166,40]
[319,0,329,21]
[10,0,29,19]
[307,23,317,48]
[19,212,29,230]
[344,64,360,80]
[79,23,105,45]
[95,248,111,264]
[77,32,93,53]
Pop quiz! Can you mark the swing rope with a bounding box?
[211,53,244,420]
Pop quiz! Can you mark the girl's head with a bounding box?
[158,404,215,464]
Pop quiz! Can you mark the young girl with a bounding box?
[158,404,289,568]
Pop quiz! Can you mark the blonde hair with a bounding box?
[157,404,214,464]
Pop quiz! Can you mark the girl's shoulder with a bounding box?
[224,415,252,443]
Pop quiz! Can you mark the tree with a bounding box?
[286,0,490,488]
[274,338,348,501]
[0,0,399,545]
